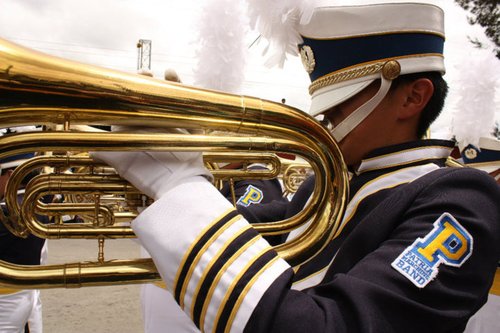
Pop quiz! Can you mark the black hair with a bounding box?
[390,72,449,138]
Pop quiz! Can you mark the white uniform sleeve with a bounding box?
[132,176,291,333]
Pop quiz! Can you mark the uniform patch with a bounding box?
[237,185,263,207]
[391,213,473,288]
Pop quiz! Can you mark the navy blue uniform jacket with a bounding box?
[241,140,500,332]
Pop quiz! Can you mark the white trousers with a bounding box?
[0,289,42,333]
[0,241,47,333]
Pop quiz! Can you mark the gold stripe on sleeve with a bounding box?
[224,256,281,333]
[177,211,241,309]
[198,234,261,331]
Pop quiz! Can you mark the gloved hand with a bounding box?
[91,150,212,200]
[90,126,213,200]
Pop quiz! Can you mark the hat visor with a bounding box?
[308,79,374,116]
[465,163,500,174]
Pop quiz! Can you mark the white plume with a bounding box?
[192,0,247,93]
[246,0,315,68]
[451,49,500,150]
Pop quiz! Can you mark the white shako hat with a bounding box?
[461,137,500,174]
[297,2,445,141]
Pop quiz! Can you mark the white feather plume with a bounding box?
[192,0,247,93]
[246,0,315,68]
[451,49,500,150]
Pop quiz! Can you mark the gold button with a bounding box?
[464,148,477,160]
[382,60,401,80]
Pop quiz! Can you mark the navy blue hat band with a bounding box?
[462,145,500,164]
[301,32,444,82]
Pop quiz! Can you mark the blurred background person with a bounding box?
[0,144,47,333]
[461,137,500,333]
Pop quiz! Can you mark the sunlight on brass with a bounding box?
[0,37,348,289]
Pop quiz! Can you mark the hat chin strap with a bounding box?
[331,77,392,142]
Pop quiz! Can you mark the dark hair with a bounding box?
[390,72,449,138]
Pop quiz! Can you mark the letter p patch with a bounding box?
[392,213,473,288]
[416,214,472,266]
[237,185,263,207]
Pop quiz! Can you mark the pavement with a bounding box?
[41,238,145,333]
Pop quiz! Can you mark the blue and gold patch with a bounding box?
[237,185,264,207]
[392,213,473,288]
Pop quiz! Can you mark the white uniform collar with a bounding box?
[355,140,455,175]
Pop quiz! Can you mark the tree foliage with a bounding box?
[455,0,500,59]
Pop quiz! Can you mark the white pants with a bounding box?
[464,294,500,333]
[0,289,42,333]
[27,289,43,333]
[0,241,47,333]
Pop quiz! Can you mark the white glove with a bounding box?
[90,126,212,200]
[91,150,212,200]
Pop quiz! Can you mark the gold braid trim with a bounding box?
[308,53,443,96]
[309,61,384,95]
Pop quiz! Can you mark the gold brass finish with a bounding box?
[22,173,137,239]
[4,153,279,237]
[280,159,312,196]
[382,60,401,80]
[203,152,281,181]
[0,37,349,290]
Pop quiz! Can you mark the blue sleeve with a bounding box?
[244,168,500,332]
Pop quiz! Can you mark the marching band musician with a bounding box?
[461,137,500,333]
[219,163,286,208]
[93,2,500,332]
[459,137,500,184]
[133,68,196,333]
[139,69,291,333]
[140,156,290,333]
[0,150,47,333]
[217,158,289,241]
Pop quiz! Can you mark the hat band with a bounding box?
[309,60,384,95]
[302,32,444,82]
[308,54,442,95]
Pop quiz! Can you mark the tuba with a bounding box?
[0,38,348,290]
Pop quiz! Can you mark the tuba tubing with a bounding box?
[22,173,137,239]
[5,153,281,237]
[0,37,349,289]
[4,155,113,236]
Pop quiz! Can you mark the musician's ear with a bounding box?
[396,78,434,120]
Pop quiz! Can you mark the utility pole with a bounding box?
[136,39,152,72]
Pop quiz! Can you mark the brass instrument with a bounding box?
[280,158,312,196]
[203,152,281,181]
[203,152,283,205]
[0,37,349,290]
